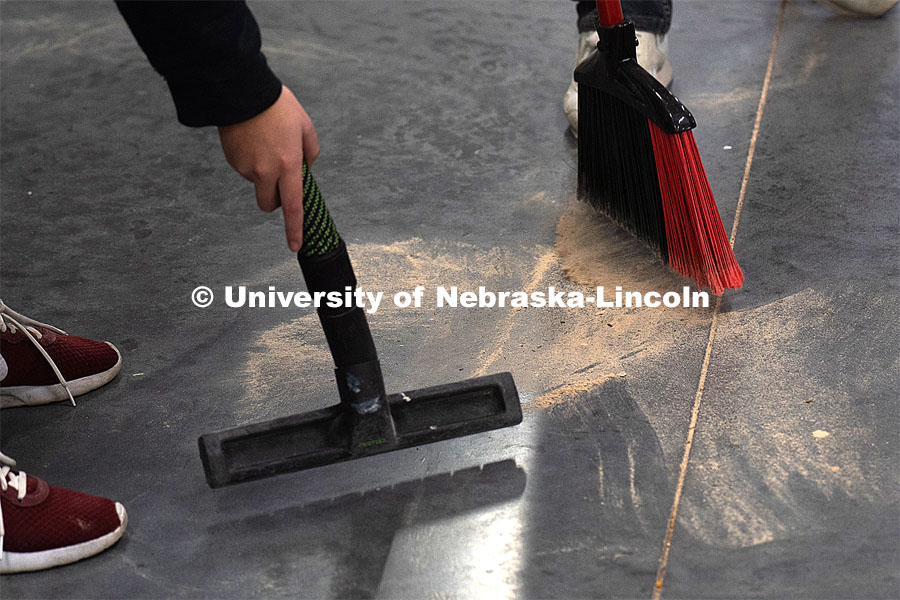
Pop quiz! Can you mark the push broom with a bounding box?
[199,165,521,487]
[575,0,743,294]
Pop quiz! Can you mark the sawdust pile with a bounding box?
[554,199,685,291]
[238,205,714,419]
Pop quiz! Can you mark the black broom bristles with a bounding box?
[577,83,669,264]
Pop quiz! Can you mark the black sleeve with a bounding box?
[116,1,283,127]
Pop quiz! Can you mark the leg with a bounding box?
[565,0,673,135]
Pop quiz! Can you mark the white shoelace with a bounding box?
[0,299,76,406]
[0,451,27,558]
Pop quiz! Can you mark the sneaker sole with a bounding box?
[0,502,127,574]
[0,343,122,408]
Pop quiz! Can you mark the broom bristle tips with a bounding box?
[648,122,743,295]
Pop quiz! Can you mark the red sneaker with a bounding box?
[0,300,122,408]
[0,452,127,573]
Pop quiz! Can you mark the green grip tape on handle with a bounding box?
[299,163,341,258]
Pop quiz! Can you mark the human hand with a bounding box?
[217,85,319,252]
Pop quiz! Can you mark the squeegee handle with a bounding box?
[596,0,624,26]
[299,240,379,368]
[295,175,393,436]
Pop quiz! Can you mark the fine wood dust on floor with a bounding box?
[554,199,687,291]
[672,285,898,548]
[237,223,715,424]
[548,176,884,548]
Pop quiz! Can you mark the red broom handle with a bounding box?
[596,0,625,26]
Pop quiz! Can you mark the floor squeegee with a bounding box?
[199,165,522,487]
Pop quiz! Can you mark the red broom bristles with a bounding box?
[648,121,744,295]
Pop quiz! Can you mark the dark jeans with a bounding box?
[575,0,672,34]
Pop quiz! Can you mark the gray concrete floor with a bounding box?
[1,1,897,598]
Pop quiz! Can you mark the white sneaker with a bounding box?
[819,0,898,16]
[564,30,673,136]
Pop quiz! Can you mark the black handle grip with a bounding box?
[298,240,378,369]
